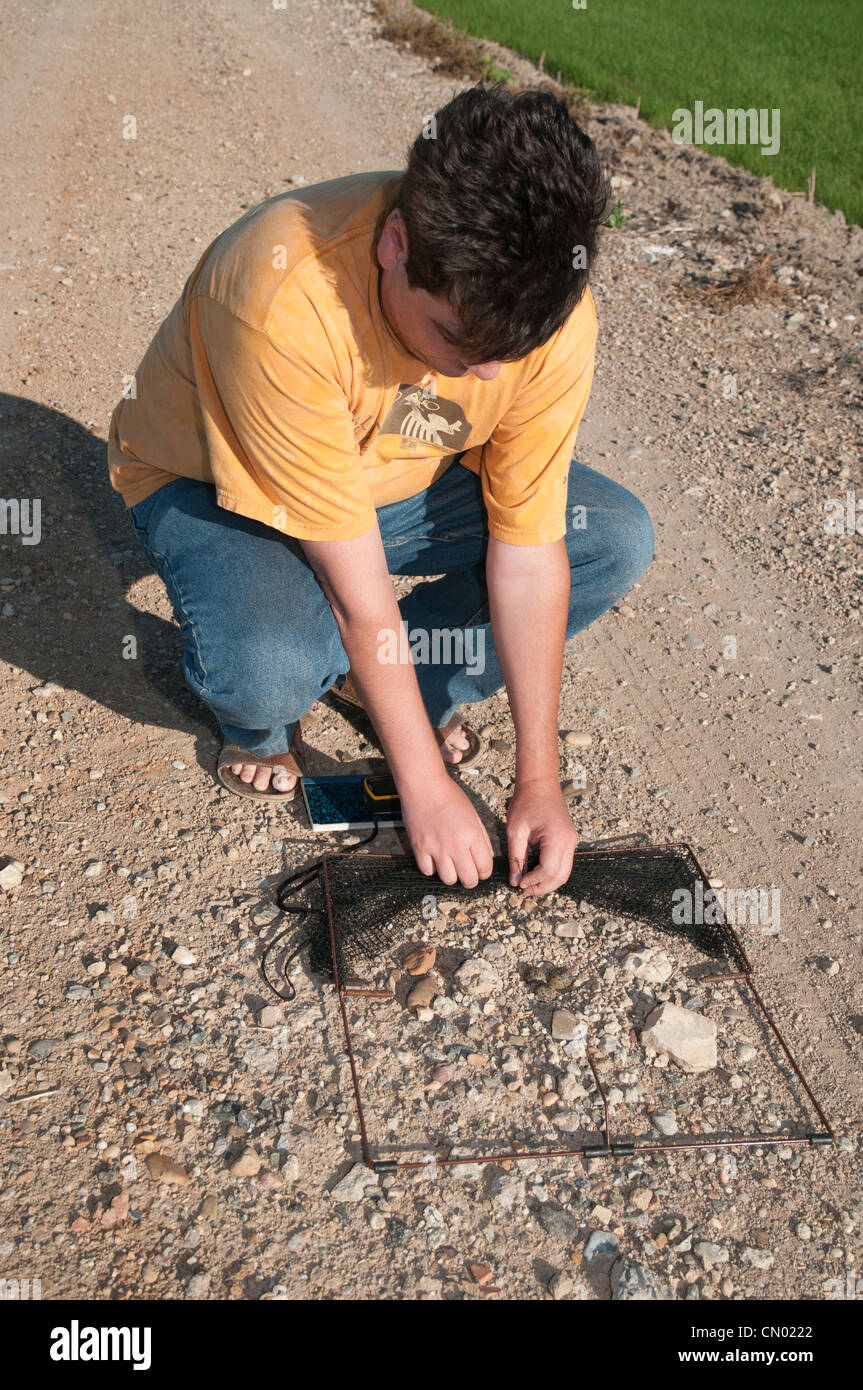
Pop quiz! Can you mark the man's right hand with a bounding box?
[400,773,494,888]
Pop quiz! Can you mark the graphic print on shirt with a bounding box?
[379,383,472,448]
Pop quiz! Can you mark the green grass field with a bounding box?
[415,0,862,225]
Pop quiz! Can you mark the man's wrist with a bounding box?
[513,769,564,795]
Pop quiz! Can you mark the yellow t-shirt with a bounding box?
[108,171,597,546]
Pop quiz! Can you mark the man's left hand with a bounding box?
[506,779,579,897]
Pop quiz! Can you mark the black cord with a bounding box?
[261,815,381,1001]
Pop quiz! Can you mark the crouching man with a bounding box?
[109,84,654,897]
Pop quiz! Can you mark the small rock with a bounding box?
[735,1043,756,1063]
[27,1039,58,1059]
[537,1204,579,1244]
[489,1171,525,1209]
[740,1246,774,1270]
[197,1195,218,1222]
[330,1163,380,1204]
[258,1005,281,1028]
[251,902,280,927]
[554,921,581,939]
[683,634,704,649]
[230,1148,261,1178]
[641,1003,717,1072]
[83,860,103,878]
[564,731,592,749]
[551,1009,580,1041]
[187,1271,211,1298]
[455,957,502,998]
[146,1153,189,1185]
[0,859,25,890]
[796,1222,811,1241]
[622,947,672,985]
[651,1108,678,1137]
[171,946,197,967]
[817,957,840,976]
[407,976,437,1010]
[549,1270,575,1300]
[610,1256,669,1301]
[403,945,436,975]
[584,1230,619,1260]
[695,1241,729,1269]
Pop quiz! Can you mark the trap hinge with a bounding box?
[809,1133,834,1147]
[372,1160,399,1174]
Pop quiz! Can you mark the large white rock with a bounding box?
[641,1002,717,1072]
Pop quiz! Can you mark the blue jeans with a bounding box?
[128,456,653,756]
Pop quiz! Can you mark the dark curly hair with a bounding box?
[396,83,610,363]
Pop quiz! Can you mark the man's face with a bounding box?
[376,209,502,381]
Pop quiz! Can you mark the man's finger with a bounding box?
[520,843,573,896]
[507,824,530,886]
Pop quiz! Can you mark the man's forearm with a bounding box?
[486,536,570,787]
[335,610,447,791]
[301,529,448,792]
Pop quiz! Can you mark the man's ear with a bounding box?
[377,208,408,271]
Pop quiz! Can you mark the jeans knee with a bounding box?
[605,490,654,596]
[199,628,338,730]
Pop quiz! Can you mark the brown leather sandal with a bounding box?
[216,722,305,802]
[329,674,485,771]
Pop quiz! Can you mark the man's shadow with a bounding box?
[0,392,219,748]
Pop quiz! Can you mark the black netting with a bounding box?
[275,845,750,984]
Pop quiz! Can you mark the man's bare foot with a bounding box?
[438,724,471,765]
[228,762,297,793]
[230,725,472,791]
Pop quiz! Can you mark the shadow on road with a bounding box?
[0,391,217,739]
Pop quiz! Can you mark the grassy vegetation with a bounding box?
[408,0,861,225]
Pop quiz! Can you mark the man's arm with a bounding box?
[300,526,494,888]
[486,534,578,894]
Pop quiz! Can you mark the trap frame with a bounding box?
[274,843,834,1173]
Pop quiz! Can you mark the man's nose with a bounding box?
[468,361,503,381]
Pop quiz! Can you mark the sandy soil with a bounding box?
[0,0,861,1302]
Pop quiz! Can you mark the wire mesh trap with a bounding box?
[273,844,833,1173]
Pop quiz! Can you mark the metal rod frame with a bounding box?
[317,846,835,1173]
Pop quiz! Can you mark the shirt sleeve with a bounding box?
[460,291,598,546]
[189,293,377,540]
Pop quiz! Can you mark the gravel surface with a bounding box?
[0,0,861,1301]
